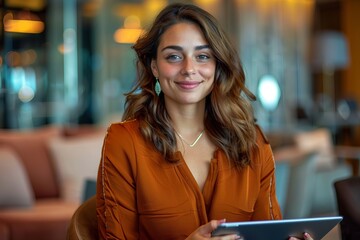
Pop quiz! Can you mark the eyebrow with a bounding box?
[161,45,211,52]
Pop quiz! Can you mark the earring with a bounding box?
[155,78,161,96]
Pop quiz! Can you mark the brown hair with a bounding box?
[123,3,258,167]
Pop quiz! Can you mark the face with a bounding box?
[151,22,216,106]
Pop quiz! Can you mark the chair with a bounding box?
[282,151,318,219]
[334,177,360,240]
[67,195,98,240]
[273,138,320,218]
[293,128,355,216]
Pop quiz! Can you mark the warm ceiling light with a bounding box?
[114,28,144,44]
[114,15,144,44]
[4,11,44,34]
[5,19,44,34]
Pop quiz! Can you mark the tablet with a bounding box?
[211,216,342,240]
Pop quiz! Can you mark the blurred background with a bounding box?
[1,2,360,239]
[0,0,359,145]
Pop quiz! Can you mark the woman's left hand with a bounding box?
[289,232,314,240]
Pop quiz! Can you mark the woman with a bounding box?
[96,3,313,240]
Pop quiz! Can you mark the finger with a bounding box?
[288,233,314,240]
[200,219,226,235]
[212,234,243,240]
[304,232,313,240]
[203,219,226,232]
[224,234,243,240]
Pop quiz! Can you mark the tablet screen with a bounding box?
[211,216,342,240]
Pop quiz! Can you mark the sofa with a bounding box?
[0,125,106,240]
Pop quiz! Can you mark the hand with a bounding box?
[289,232,314,240]
[186,219,242,240]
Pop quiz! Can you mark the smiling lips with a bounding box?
[176,81,202,90]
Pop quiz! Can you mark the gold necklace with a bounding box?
[175,130,205,148]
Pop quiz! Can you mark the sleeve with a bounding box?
[251,129,283,220]
[96,123,139,240]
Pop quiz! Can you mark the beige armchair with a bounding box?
[274,146,318,219]
[293,128,358,216]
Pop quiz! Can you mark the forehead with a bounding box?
[158,22,208,48]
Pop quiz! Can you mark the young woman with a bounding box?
[96,3,313,240]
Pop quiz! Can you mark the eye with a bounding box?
[197,54,211,62]
[166,54,182,62]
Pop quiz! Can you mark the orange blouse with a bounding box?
[96,119,282,240]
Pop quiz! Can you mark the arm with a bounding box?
[252,140,282,220]
[96,124,138,240]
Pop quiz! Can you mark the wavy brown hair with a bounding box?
[123,3,258,167]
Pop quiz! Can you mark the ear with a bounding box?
[151,59,159,78]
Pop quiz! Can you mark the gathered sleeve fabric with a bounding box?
[251,128,282,220]
[96,122,139,240]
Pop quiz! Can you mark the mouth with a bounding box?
[176,81,202,90]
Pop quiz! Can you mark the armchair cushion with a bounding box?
[0,147,34,208]
[49,133,104,204]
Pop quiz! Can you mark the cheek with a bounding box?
[157,62,178,77]
[200,65,216,79]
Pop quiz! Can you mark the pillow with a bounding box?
[0,126,61,198]
[48,133,104,203]
[0,147,35,208]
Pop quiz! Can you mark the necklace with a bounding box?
[175,130,205,148]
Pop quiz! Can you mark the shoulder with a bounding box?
[108,119,139,131]
[250,124,273,166]
[106,119,140,136]
[255,124,269,145]
[104,119,166,166]
[104,119,142,147]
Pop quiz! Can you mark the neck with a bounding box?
[166,102,205,135]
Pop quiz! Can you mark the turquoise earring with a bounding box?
[155,78,161,96]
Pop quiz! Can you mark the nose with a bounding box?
[181,58,195,75]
